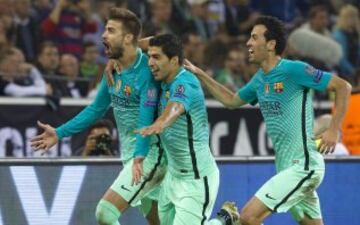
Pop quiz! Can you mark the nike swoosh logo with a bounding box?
[121,185,131,192]
[265,193,276,200]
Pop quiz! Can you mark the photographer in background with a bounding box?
[78,119,116,156]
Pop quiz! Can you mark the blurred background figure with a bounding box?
[41,0,97,58]
[83,0,116,64]
[76,119,116,156]
[0,47,50,97]
[215,46,247,92]
[332,4,360,80]
[57,53,88,98]
[12,0,42,62]
[314,114,349,156]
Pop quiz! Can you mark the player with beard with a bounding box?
[185,16,352,225]
[31,8,166,225]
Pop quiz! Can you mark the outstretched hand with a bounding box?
[134,124,164,137]
[30,121,58,153]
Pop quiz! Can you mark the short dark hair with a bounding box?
[108,7,142,44]
[89,119,114,135]
[0,47,16,64]
[149,34,184,64]
[254,16,286,55]
[309,5,328,19]
[37,41,58,56]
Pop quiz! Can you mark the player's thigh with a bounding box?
[173,170,219,225]
[158,175,175,225]
[240,196,272,223]
[110,157,165,208]
[255,166,323,214]
[290,191,323,224]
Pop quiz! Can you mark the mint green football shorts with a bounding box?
[255,164,325,221]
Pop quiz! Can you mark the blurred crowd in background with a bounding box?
[0,0,359,100]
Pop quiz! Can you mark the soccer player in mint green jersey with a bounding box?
[30,8,166,225]
[135,34,239,225]
[185,16,352,225]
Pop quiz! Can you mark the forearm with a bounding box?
[196,69,241,108]
[155,103,182,129]
[49,4,63,24]
[330,81,352,130]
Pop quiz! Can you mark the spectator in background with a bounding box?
[0,19,9,51]
[77,119,116,156]
[143,0,180,36]
[333,4,360,78]
[0,0,15,42]
[187,0,212,41]
[215,47,247,92]
[33,0,53,22]
[288,5,342,70]
[0,47,50,97]
[41,0,97,58]
[57,53,88,98]
[36,41,60,77]
[13,0,42,62]
[83,0,116,64]
[301,5,332,37]
[182,31,205,67]
[80,41,102,79]
[223,0,259,37]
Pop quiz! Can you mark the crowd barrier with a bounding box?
[0,97,331,157]
[0,157,359,225]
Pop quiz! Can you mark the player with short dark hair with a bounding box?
[185,16,352,225]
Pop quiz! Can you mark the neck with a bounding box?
[260,54,281,73]
[164,65,181,84]
[115,45,137,69]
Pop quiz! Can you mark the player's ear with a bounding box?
[124,33,134,44]
[267,40,276,52]
[170,56,179,66]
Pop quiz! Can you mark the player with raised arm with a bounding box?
[134,33,239,225]
[31,8,166,225]
[185,16,352,225]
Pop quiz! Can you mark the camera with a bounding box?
[92,133,113,156]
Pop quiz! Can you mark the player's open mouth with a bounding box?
[248,49,254,56]
[103,41,110,52]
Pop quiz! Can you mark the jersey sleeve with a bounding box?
[237,76,258,104]
[287,61,332,91]
[133,71,160,158]
[55,75,111,139]
[168,80,194,112]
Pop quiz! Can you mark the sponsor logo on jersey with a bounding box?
[264,83,270,94]
[165,91,170,101]
[124,85,132,97]
[274,82,283,93]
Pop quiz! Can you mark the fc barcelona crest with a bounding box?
[274,82,284,93]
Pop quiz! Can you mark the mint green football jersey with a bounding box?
[56,49,160,161]
[158,68,217,179]
[238,59,332,172]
